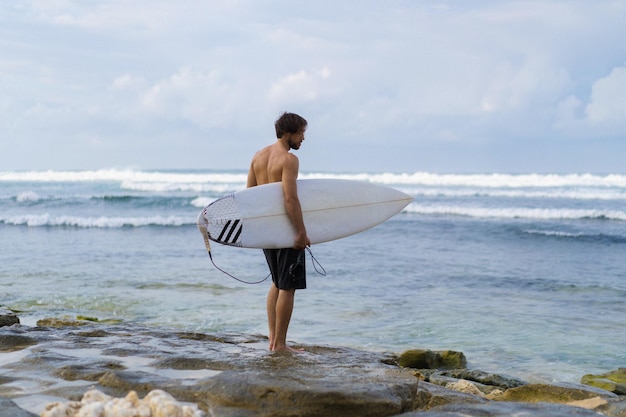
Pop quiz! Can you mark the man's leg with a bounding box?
[272,288,295,351]
[267,284,279,350]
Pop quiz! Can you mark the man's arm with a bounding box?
[246,162,257,188]
[282,155,310,250]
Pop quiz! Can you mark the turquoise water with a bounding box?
[1,169,625,383]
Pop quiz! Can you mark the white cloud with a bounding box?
[585,64,626,124]
[554,95,583,127]
[111,74,147,91]
[138,67,235,128]
[2,0,626,172]
[269,67,332,104]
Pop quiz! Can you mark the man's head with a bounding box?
[275,112,307,139]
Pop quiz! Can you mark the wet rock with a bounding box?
[582,368,626,395]
[2,322,421,416]
[3,319,624,417]
[0,308,20,328]
[495,382,619,404]
[596,397,626,417]
[398,349,466,369]
[445,379,485,396]
[414,381,487,410]
[197,366,417,417]
[0,334,38,352]
[568,396,609,409]
[54,358,126,382]
[0,398,37,417]
[98,370,192,400]
[36,317,90,328]
[398,401,606,416]
[0,398,36,417]
[430,369,525,391]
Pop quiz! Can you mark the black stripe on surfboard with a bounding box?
[224,219,241,243]
[217,220,232,242]
[232,223,242,243]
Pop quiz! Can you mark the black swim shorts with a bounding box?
[263,248,306,290]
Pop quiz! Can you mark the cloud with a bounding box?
[111,74,147,91]
[137,67,233,129]
[553,63,626,136]
[269,67,332,104]
[585,64,626,124]
[2,1,626,172]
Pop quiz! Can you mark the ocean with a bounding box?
[1,169,625,384]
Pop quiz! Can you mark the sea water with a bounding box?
[1,169,625,383]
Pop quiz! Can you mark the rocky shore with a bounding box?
[1,308,625,417]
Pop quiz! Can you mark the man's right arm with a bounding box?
[246,161,257,189]
[281,155,310,250]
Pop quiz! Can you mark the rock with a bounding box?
[197,365,418,417]
[98,370,187,399]
[398,349,466,369]
[596,397,626,416]
[39,389,202,417]
[0,308,20,328]
[495,382,619,404]
[582,368,626,395]
[2,322,419,416]
[426,369,524,399]
[0,398,38,417]
[432,369,525,390]
[36,317,90,328]
[445,379,485,397]
[3,321,623,417]
[398,401,607,416]
[414,381,487,410]
[398,349,438,368]
[0,334,38,352]
[567,396,608,409]
[39,400,82,417]
[438,351,467,369]
[54,358,126,381]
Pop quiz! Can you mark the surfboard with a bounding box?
[197,179,412,249]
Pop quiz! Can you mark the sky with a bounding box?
[1,1,625,174]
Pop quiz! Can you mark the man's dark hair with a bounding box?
[275,112,307,138]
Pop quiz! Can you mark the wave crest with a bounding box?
[0,214,190,228]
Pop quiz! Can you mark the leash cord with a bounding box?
[208,247,326,285]
[198,220,325,284]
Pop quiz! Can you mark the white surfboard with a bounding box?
[197,179,412,249]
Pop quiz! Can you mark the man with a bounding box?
[247,112,311,353]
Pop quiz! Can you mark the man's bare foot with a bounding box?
[271,344,304,353]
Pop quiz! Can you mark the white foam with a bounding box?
[3,170,626,189]
[524,230,586,238]
[0,169,248,185]
[0,214,190,228]
[304,172,626,188]
[120,181,239,193]
[406,204,626,221]
[190,197,215,208]
[402,187,626,200]
[16,191,41,203]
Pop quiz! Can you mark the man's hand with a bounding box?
[293,231,311,251]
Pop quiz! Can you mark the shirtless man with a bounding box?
[247,112,311,352]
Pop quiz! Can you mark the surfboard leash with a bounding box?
[306,247,327,276]
[197,216,270,284]
[197,217,326,283]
